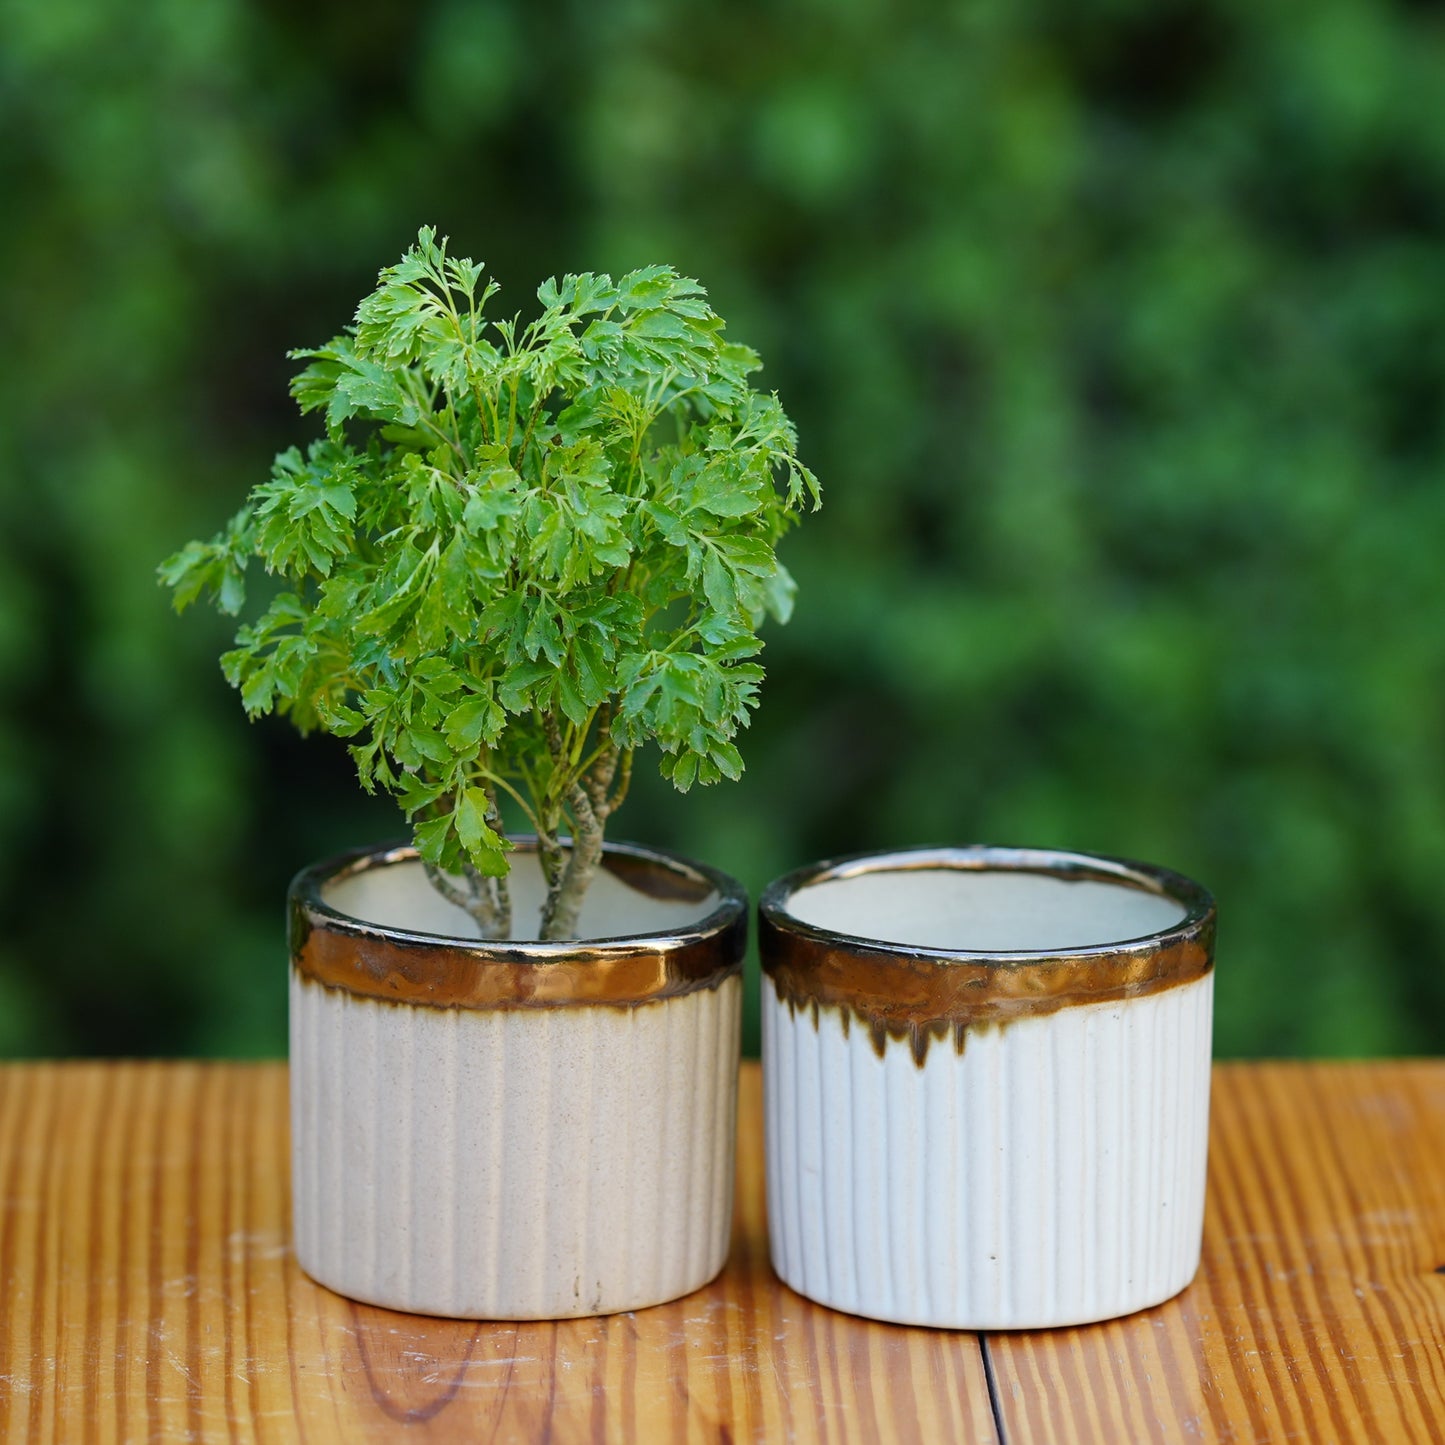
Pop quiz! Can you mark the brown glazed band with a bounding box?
[759,845,1216,1061]
[291,840,747,1011]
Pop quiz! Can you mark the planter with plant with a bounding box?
[760,845,1215,1329]
[162,227,817,1318]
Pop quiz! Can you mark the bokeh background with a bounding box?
[3,0,1444,1059]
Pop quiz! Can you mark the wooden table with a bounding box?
[1,1061,1442,1443]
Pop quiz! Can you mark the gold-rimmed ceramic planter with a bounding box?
[289,839,746,1320]
[759,845,1216,1330]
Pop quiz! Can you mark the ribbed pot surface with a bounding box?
[292,972,740,1318]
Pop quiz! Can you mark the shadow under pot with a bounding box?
[289,839,746,1320]
[759,845,1216,1330]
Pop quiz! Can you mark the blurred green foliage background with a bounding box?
[3,0,1444,1059]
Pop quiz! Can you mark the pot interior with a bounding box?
[322,849,721,943]
[784,865,1187,953]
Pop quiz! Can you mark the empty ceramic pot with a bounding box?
[289,839,745,1319]
[760,845,1216,1329]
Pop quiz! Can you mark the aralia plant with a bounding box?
[160,227,818,941]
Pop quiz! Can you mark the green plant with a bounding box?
[160,227,817,940]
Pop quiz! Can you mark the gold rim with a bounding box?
[759,845,1215,1060]
[291,841,748,1010]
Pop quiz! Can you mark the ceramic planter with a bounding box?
[289,840,745,1319]
[760,846,1215,1330]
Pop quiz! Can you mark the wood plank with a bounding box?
[0,1061,998,1444]
[985,1061,1445,1444]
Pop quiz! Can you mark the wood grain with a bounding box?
[3,1060,1442,1442]
[0,1061,998,1444]
[985,1062,1445,1444]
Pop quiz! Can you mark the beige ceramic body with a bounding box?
[760,847,1216,1330]
[289,843,744,1320]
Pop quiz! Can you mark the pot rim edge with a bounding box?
[290,835,749,962]
[758,843,1215,967]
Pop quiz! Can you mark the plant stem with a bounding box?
[539,784,606,941]
[536,734,629,941]
[423,860,507,939]
[515,397,547,474]
[608,749,633,813]
[482,782,512,938]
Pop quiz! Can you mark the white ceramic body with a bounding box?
[760,848,1215,1330]
[290,847,743,1319]
[763,971,1212,1329]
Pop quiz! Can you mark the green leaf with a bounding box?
[527,501,573,582]
[702,549,737,614]
[642,500,688,547]
[710,739,744,780]
[497,658,555,713]
[396,773,447,819]
[667,750,700,791]
[453,786,489,853]
[394,725,451,768]
[290,339,423,430]
[447,787,509,875]
[413,813,457,869]
[572,635,610,703]
[444,692,504,750]
[158,540,232,613]
[464,489,520,534]
[157,509,254,615]
[762,561,798,625]
[555,668,589,726]
[522,591,566,664]
[695,478,765,517]
[161,228,818,911]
